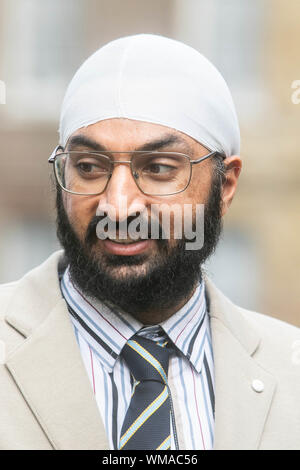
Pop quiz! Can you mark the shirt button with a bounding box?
[252,379,264,393]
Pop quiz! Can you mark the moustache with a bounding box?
[85,213,168,247]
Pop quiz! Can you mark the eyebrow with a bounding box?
[66,133,193,154]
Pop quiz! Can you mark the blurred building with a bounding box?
[0,0,299,326]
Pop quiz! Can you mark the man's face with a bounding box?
[56,118,231,322]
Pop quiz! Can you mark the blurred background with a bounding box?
[0,0,299,326]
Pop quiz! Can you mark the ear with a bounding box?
[220,155,242,216]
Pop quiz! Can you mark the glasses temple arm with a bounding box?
[48,145,64,163]
[191,151,226,165]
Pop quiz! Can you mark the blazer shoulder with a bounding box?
[0,281,24,354]
[205,275,300,362]
[0,280,20,325]
[0,279,19,305]
[240,306,300,378]
[241,307,300,343]
[0,251,64,353]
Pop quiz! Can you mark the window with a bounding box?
[172,0,268,120]
[1,0,84,121]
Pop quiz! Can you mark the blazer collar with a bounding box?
[204,276,277,450]
[4,251,65,338]
[5,252,276,450]
[204,276,260,356]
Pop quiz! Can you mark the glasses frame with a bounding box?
[49,145,225,196]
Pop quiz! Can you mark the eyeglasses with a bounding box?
[48,145,224,196]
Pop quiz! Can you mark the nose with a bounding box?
[96,162,147,222]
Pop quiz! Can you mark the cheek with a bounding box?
[63,194,95,240]
[153,197,193,241]
[188,172,213,204]
[160,173,212,237]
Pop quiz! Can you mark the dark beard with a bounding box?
[56,174,223,321]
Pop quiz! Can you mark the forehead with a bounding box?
[66,118,209,154]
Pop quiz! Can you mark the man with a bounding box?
[0,34,299,450]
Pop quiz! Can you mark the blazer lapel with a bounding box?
[205,278,277,450]
[5,252,109,450]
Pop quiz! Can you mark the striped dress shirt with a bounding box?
[61,268,215,450]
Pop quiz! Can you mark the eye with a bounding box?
[77,162,95,173]
[75,159,110,177]
[143,161,177,175]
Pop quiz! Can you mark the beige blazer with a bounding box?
[0,251,299,450]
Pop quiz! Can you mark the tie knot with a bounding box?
[121,334,172,383]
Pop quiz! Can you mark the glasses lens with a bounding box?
[132,152,190,195]
[54,152,112,195]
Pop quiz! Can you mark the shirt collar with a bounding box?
[62,267,209,374]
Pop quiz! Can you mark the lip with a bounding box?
[102,239,154,256]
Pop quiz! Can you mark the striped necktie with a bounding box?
[119,334,173,450]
